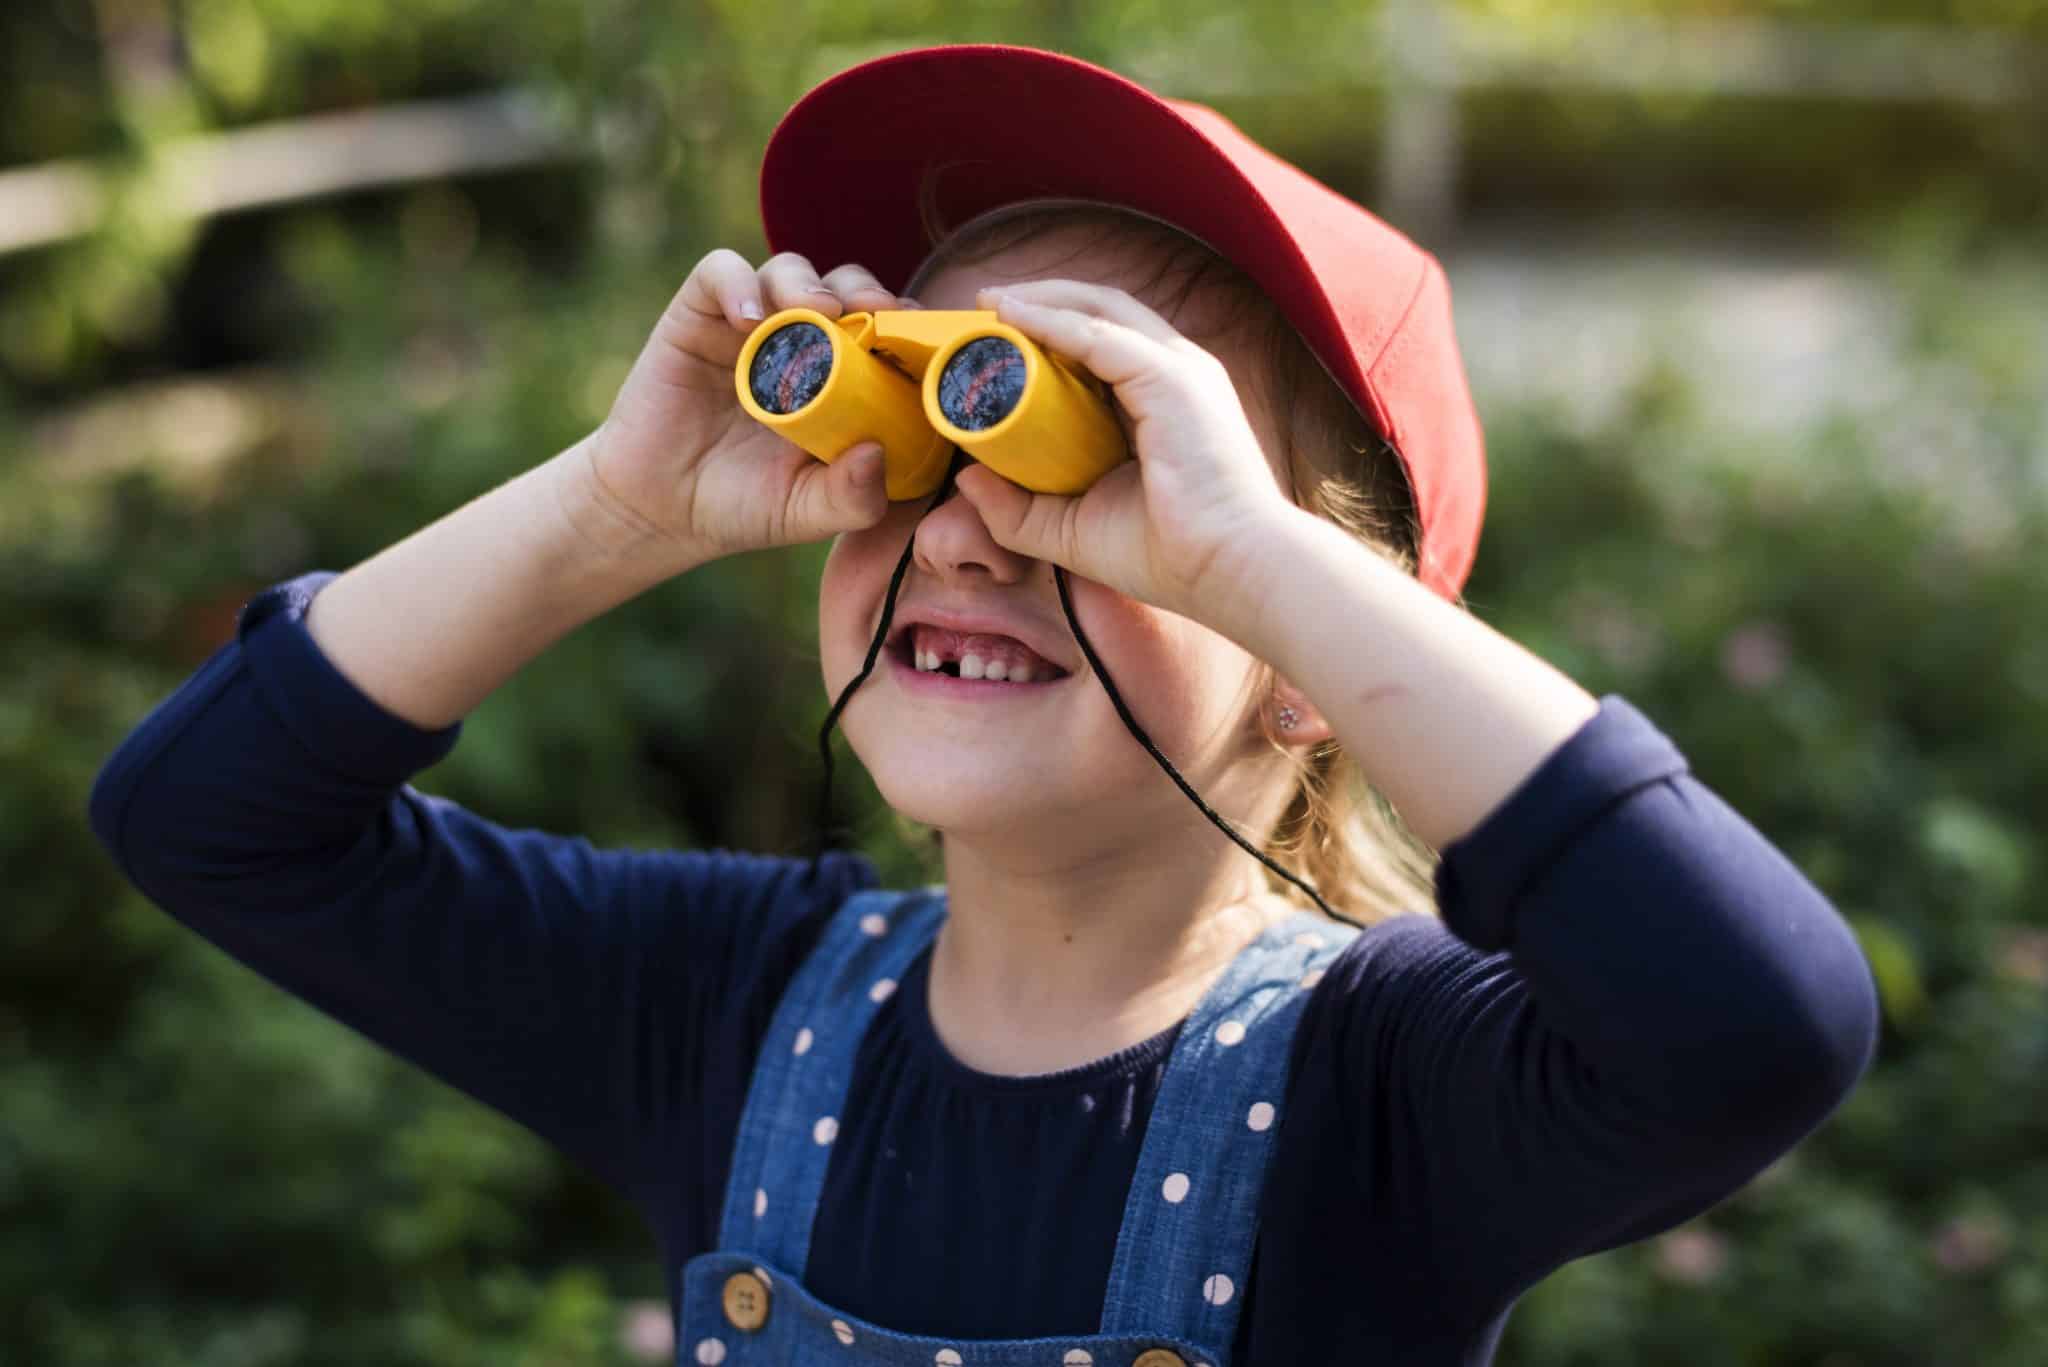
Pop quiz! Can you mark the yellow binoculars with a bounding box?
[734,308,1129,502]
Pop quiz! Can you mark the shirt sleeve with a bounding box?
[1327,695,1880,1319]
[87,572,878,1205]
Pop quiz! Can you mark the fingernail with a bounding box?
[739,298,763,321]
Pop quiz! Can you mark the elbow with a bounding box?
[1768,972,1879,1134]
[87,740,147,885]
[1708,946,1883,1148]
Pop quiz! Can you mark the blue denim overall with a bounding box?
[677,887,1356,1367]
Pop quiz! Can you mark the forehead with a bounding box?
[911,218,1257,345]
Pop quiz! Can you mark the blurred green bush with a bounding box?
[3,2,2045,1363]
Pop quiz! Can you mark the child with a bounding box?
[91,44,1879,1365]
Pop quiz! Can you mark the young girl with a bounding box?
[91,44,1878,1365]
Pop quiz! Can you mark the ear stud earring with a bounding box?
[1276,705,1300,730]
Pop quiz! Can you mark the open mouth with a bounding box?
[886,623,1072,684]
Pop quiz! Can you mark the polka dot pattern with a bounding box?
[860,912,889,937]
[793,1027,814,1056]
[1162,1172,1191,1204]
[1064,1352,1095,1365]
[1203,1273,1236,1306]
[1247,1102,1275,1132]
[831,1319,855,1345]
[694,1338,726,1365]
[1214,1020,1246,1047]
[752,1187,766,1218]
[869,977,897,1004]
[813,1116,839,1145]
[935,1350,963,1365]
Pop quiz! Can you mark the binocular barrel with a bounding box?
[734,308,1129,501]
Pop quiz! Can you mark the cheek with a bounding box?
[818,520,918,683]
[1069,582,1251,733]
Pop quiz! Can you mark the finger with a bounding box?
[954,463,1083,568]
[759,252,848,317]
[979,278,1182,346]
[978,290,1166,390]
[674,248,767,331]
[819,263,903,313]
[789,441,889,541]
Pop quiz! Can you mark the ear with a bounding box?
[1266,675,1333,747]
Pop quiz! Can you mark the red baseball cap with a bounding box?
[759,43,1485,600]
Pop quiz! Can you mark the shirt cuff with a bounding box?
[236,571,463,786]
[1433,694,1691,952]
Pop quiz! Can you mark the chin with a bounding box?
[865,759,1070,841]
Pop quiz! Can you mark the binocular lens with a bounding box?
[936,337,1028,431]
[748,322,835,415]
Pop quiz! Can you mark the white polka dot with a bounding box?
[1203,1273,1235,1306]
[1247,1101,1275,1132]
[1214,1020,1246,1046]
[935,1351,963,1366]
[869,977,898,1004]
[1294,931,1326,949]
[1300,969,1326,990]
[752,1265,772,1288]
[1064,1352,1094,1366]
[860,912,889,937]
[793,1027,814,1056]
[695,1338,727,1365]
[752,1187,767,1218]
[813,1115,839,1145]
[832,1319,855,1345]
[1162,1172,1191,1204]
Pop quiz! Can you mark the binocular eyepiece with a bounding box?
[733,308,1130,501]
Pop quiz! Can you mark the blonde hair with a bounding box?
[899,192,1446,927]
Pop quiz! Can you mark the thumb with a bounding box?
[955,463,1077,565]
[792,442,889,540]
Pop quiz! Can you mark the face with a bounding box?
[817,222,1300,860]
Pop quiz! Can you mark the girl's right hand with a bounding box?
[581,249,915,561]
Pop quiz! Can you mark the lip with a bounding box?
[882,603,1077,678]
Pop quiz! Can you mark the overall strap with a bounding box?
[717,885,947,1272]
[1099,909,1358,1350]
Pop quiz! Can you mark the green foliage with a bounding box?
[3,2,2045,1362]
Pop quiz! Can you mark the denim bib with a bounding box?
[678,887,1355,1367]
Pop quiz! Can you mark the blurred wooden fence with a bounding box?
[0,8,2039,256]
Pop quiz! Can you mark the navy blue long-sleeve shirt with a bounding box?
[88,572,1880,1363]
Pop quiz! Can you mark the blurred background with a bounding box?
[4,1,2045,1363]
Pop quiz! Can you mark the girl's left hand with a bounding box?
[952,280,1303,627]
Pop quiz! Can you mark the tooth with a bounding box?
[919,651,938,672]
[983,660,1008,682]
[1010,666,1034,683]
[959,653,985,680]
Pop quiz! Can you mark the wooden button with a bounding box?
[720,1271,770,1332]
[1132,1351,1187,1367]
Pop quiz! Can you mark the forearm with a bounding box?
[1224,509,1600,851]
[306,432,711,730]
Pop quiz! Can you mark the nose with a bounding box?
[911,468,1036,585]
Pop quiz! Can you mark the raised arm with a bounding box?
[85,249,920,1195]
[1217,512,1877,1309]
